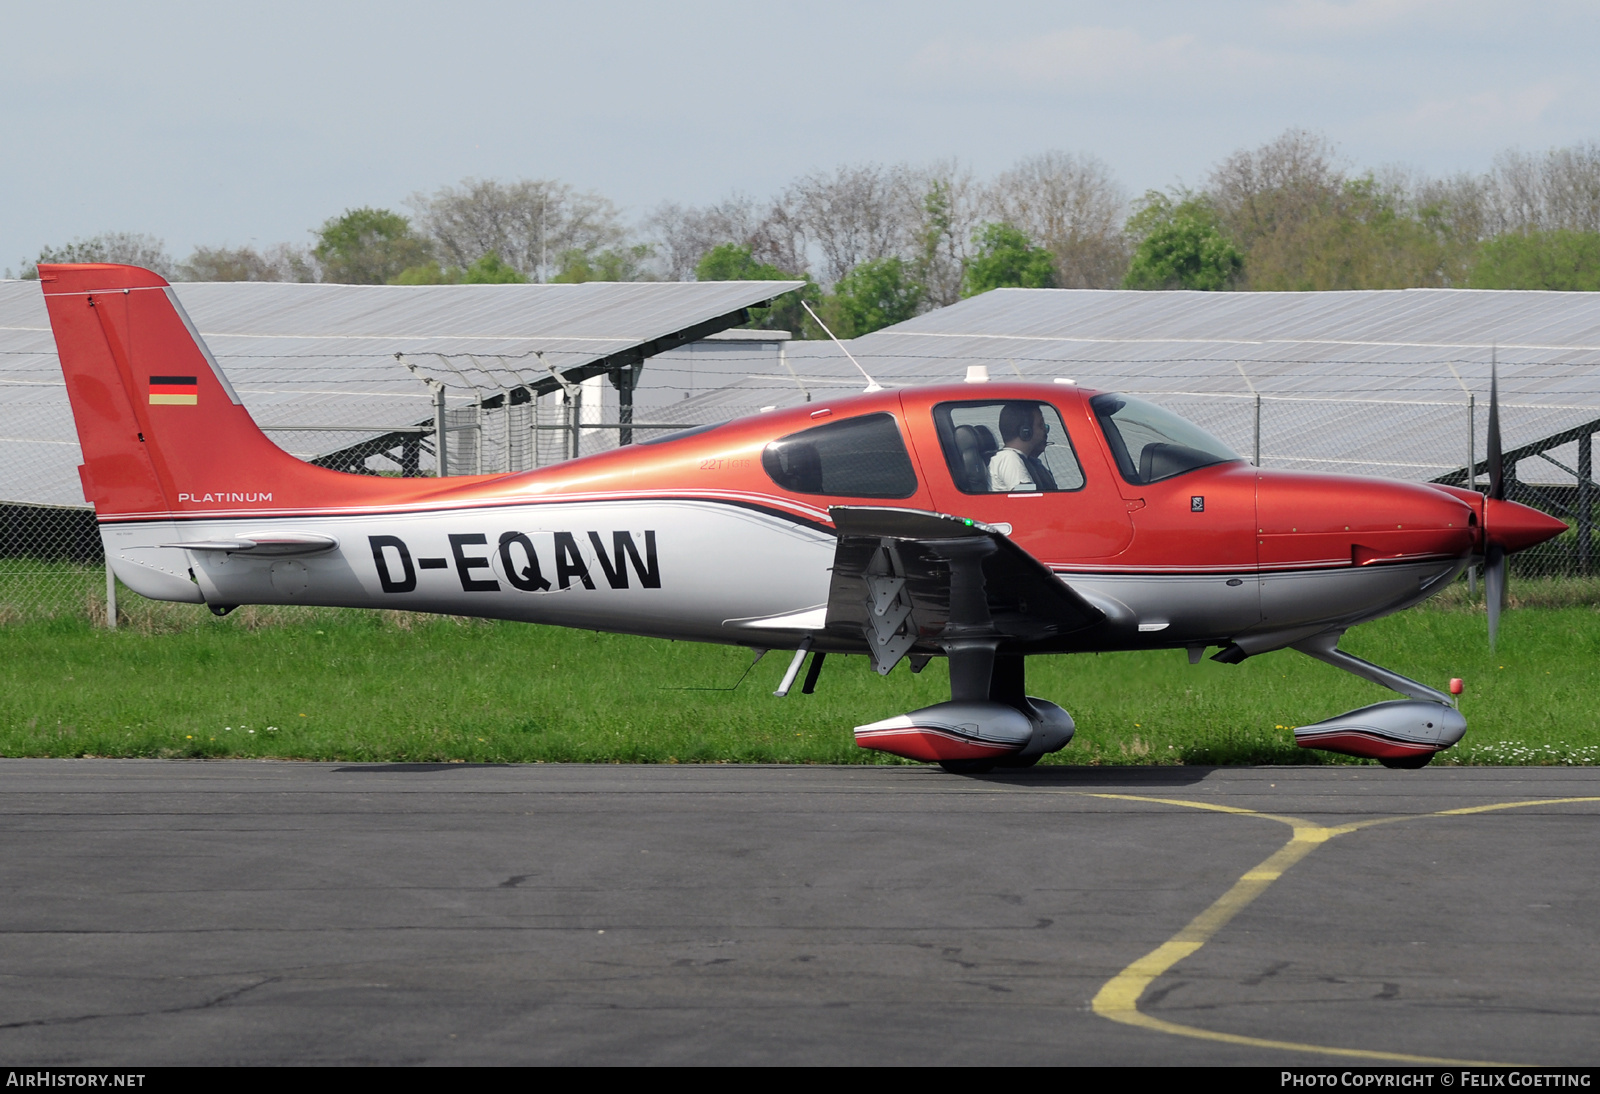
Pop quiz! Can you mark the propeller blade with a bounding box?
[1487,350,1504,501]
[1485,544,1505,650]
[1484,351,1507,648]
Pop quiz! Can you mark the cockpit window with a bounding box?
[761,412,917,498]
[932,401,1085,494]
[1090,393,1241,484]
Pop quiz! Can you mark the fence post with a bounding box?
[1467,393,1476,492]
[567,389,580,460]
[105,562,116,630]
[503,397,513,473]
[1580,429,1593,574]
[611,363,640,446]
[474,402,484,474]
[432,382,448,477]
[1252,394,1261,467]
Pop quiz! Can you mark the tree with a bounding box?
[910,163,988,308]
[989,152,1129,288]
[392,261,454,285]
[824,257,924,337]
[553,244,655,283]
[463,251,530,284]
[178,243,317,282]
[411,178,624,282]
[695,242,788,282]
[644,195,798,281]
[1485,143,1600,236]
[1207,130,1473,290]
[1470,230,1600,290]
[22,232,174,280]
[961,223,1056,297]
[784,163,917,286]
[694,242,819,336]
[1123,192,1243,291]
[314,208,430,284]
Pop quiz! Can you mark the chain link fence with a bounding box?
[0,385,709,624]
[4,390,1596,625]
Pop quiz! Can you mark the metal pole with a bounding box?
[611,362,640,446]
[105,562,116,630]
[568,390,579,460]
[1580,429,1593,574]
[533,396,544,468]
[503,397,513,472]
[1252,394,1261,467]
[433,382,448,477]
[474,403,484,474]
[617,371,634,446]
[1468,394,1476,492]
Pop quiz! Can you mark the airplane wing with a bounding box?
[823,506,1105,674]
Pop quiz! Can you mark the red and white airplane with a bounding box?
[40,263,1566,770]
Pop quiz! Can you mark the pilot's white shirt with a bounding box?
[988,447,1036,492]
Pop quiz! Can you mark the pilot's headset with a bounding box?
[1000,402,1038,444]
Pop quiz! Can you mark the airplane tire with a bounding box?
[1379,754,1433,770]
[994,754,1041,769]
[938,760,996,775]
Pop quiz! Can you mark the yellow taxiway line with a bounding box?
[1086,793,1600,1065]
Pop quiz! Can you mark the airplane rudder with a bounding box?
[40,264,300,517]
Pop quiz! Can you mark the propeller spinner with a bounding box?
[1477,354,1568,648]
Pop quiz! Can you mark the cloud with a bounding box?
[1390,82,1563,139]
[912,25,1307,92]
[1266,0,1455,35]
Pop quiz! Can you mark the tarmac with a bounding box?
[0,760,1595,1066]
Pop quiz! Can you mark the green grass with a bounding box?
[1,580,1596,765]
[0,558,105,625]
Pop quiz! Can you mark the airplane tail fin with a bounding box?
[40,264,366,519]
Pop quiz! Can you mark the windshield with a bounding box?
[1090,394,1241,484]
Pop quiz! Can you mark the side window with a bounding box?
[933,401,1086,494]
[761,412,918,498]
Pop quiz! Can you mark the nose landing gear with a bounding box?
[1288,632,1467,768]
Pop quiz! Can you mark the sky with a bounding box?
[3,0,1598,270]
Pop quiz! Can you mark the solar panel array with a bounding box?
[0,277,801,506]
[665,287,1600,486]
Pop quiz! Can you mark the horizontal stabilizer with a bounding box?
[162,533,340,556]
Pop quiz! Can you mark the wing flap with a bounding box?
[824,506,1104,673]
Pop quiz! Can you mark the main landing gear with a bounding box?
[852,538,1075,774]
[853,652,1076,775]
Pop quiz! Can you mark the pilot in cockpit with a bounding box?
[988,402,1058,492]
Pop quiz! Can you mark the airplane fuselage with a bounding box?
[101,382,1487,658]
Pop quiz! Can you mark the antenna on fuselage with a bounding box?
[800,300,882,393]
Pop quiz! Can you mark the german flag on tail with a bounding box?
[149,375,198,405]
